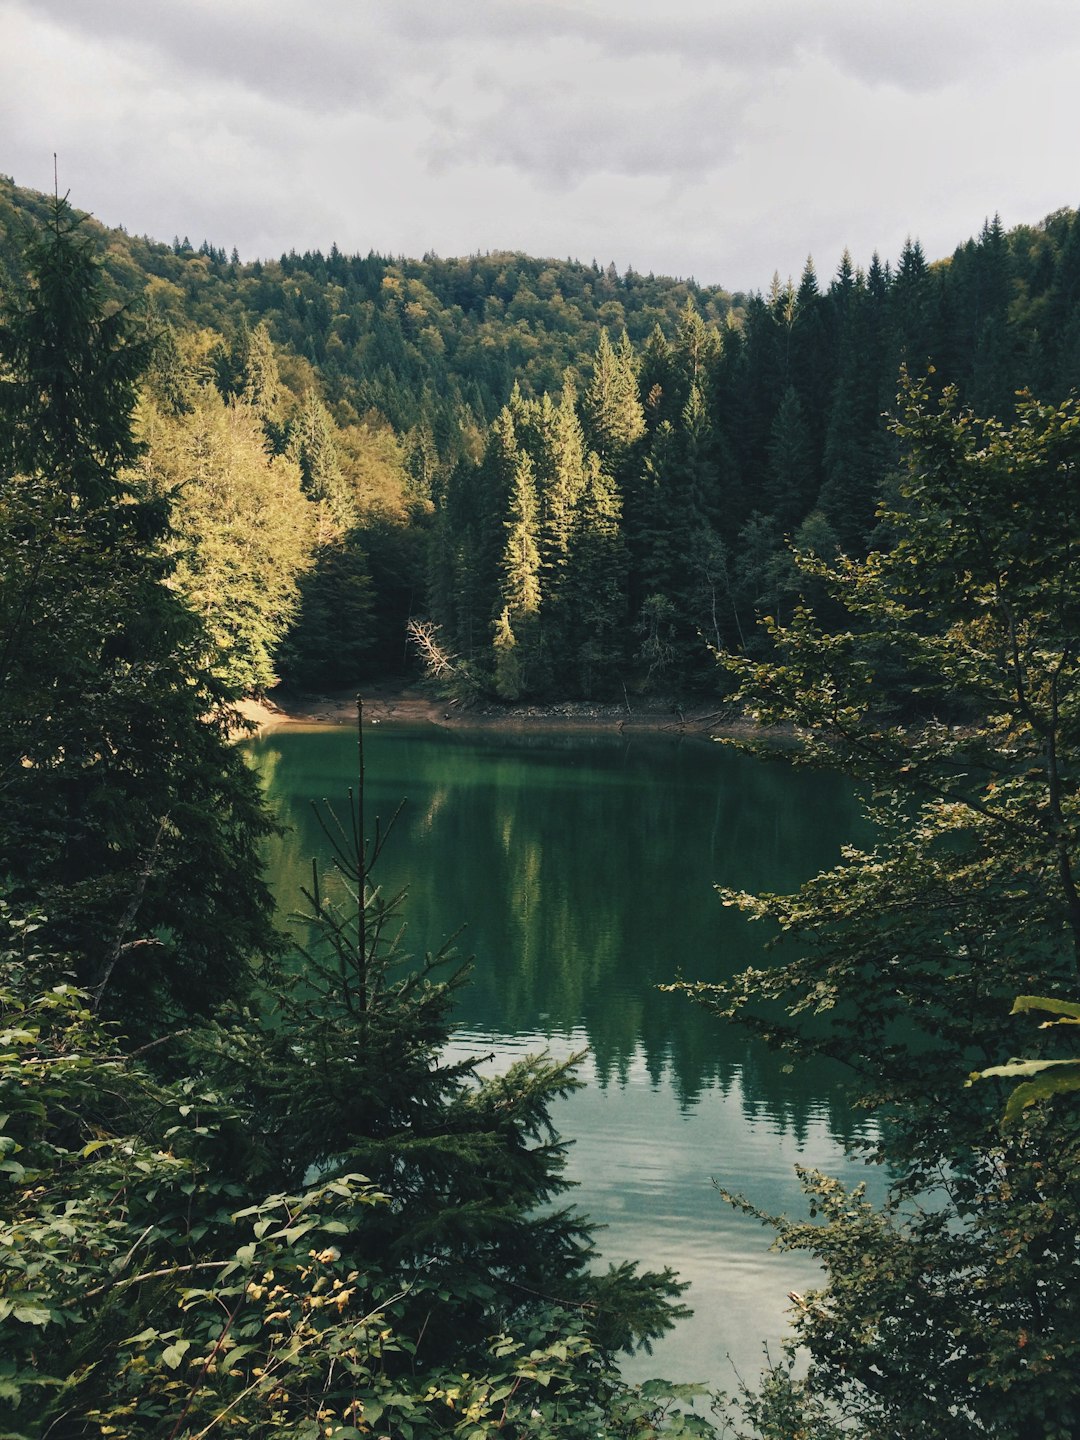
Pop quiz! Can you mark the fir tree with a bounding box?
[582,329,646,467]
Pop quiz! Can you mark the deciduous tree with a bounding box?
[0,198,277,1030]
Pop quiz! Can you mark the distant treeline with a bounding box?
[4,175,1079,698]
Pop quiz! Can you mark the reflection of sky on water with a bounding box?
[444,1027,881,1388]
[251,724,878,1390]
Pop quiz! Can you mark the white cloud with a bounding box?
[2,0,1079,291]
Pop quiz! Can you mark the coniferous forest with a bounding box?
[6,173,1080,1439]
[7,174,1080,705]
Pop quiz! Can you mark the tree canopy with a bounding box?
[0,198,278,1028]
[0,199,715,1440]
[679,378,1080,1438]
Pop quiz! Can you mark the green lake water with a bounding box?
[248,722,874,1389]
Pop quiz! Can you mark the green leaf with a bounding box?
[1004,1069,1080,1125]
[1010,995,1080,1019]
[971,1058,1080,1083]
[161,1339,191,1369]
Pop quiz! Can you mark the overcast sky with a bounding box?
[3,0,1078,293]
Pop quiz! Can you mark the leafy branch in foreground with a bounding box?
[971,995,1080,1126]
[0,705,711,1437]
[674,378,1080,1439]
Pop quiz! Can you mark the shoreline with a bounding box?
[234,683,777,745]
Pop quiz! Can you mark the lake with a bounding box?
[247,721,874,1390]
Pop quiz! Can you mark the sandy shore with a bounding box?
[234,680,763,743]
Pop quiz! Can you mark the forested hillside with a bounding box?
[0,195,715,1439]
[8,177,1080,1437]
[6,174,1080,701]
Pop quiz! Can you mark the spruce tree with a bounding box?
[495,448,543,693]
[582,329,645,466]
[288,386,353,523]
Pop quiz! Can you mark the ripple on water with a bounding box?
[445,1028,878,1388]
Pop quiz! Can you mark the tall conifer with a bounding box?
[0,199,277,1029]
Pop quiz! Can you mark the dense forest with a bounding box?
[6,178,1080,1439]
[0,198,713,1436]
[7,175,1080,703]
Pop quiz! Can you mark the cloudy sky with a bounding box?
[2,0,1078,293]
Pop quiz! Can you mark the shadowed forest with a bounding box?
[5,180,1080,1438]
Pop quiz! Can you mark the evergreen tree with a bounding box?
[890,236,938,376]
[144,320,198,416]
[582,328,645,466]
[288,386,353,523]
[696,380,1080,1438]
[637,322,676,431]
[238,320,285,446]
[492,603,524,700]
[0,198,277,1029]
[562,455,628,696]
[764,385,815,531]
[790,257,831,471]
[276,531,376,690]
[496,448,543,692]
[513,380,591,679]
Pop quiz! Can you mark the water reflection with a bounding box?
[249,723,874,1385]
[253,727,861,1117]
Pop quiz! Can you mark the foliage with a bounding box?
[0,738,712,1438]
[673,379,1080,1437]
[276,531,376,692]
[11,178,1080,700]
[972,995,1080,1126]
[0,963,707,1437]
[136,387,316,692]
[0,197,278,1029]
